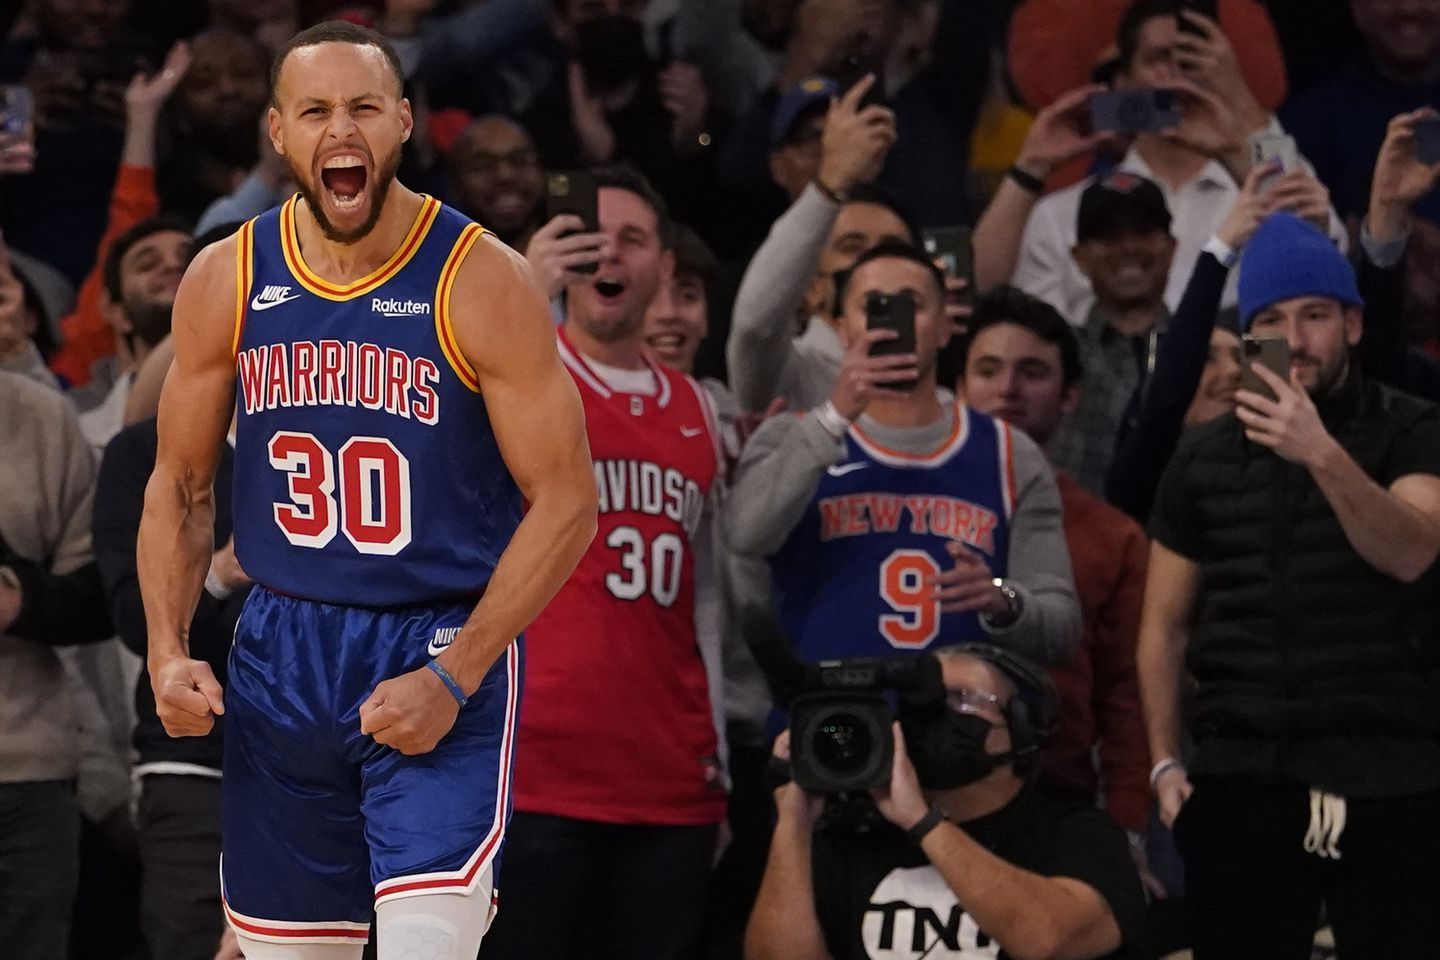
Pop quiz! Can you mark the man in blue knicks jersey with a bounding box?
[728,242,1080,667]
[135,22,597,960]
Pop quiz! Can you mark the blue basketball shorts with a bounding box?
[220,587,521,947]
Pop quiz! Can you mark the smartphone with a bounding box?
[1090,89,1178,135]
[1177,0,1218,34]
[0,86,33,148]
[833,54,885,111]
[922,225,975,311]
[1241,335,1291,400]
[866,291,917,391]
[1249,132,1298,193]
[1415,117,1440,164]
[546,172,600,275]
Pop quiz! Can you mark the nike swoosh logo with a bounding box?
[827,462,869,477]
[680,427,704,438]
[427,638,452,657]
[250,293,303,311]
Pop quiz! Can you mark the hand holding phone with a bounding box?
[1249,133,1298,193]
[1414,117,1440,165]
[866,291,918,392]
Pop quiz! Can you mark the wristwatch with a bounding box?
[982,578,1024,630]
[905,806,949,845]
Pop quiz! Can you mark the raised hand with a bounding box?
[1214,160,1275,250]
[1158,77,1244,173]
[524,214,612,299]
[126,41,192,120]
[1368,108,1440,240]
[1016,84,1119,181]
[1264,169,1332,233]
[1234,364,1337,466]
[1173,10,1266,135]
[568,61,616,164]
[870,722,929,830]
[828,326,918,420]
[817,74,897,195]
[659,61,709,151]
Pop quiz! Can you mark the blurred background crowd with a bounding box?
[3,0,1440,958]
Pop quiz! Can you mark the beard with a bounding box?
[124,297,175,351]
[289,143,403,245]
[1308,348,1351,397]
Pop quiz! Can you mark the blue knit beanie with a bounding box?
[1237,212,1362,330]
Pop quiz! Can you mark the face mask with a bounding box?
[901,707,1009,790]
[573,16,649,91]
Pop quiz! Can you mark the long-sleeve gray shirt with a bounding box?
[725,403,1081,666]
[726,183,844,412]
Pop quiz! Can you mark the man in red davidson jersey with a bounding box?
[481,167,726,960]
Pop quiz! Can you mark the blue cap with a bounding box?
[1237,212,1362,329]
[770,76,838,149]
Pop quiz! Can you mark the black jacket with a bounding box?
[93,418,242,769]
[1150,371,1440,797]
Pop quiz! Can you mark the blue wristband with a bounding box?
[426,659,468,707]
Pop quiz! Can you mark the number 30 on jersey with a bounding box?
[268,431,412,555]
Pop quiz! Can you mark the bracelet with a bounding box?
[1202,234,1238,268]
[815,400,851,439]
[1149,757,1184,790]
[905,806,948,845]
[1007,164,1046,195]
[425,659,469,707]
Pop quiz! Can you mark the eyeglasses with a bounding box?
[463,148,539,175]
[945,688,1007,726]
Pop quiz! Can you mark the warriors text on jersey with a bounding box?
[771,403,1017,660]
[513,329,725,825]
[230,195,522,606]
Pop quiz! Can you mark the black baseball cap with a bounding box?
[1076,171,1171,242]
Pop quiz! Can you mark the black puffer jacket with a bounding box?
[1151,369,1440,797]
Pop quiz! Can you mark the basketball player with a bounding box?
[481,167,726,959]
[136,22,597,960]
[727,241,1081,666]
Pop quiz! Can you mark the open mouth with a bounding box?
[645,332,687,357]
[594,279,625,303]
[319,154,369,212]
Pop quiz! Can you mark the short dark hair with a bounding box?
[1117,0,1181,73]
[670,223,716,289]
[832,239,946,314]
[591,164,672,245]
[962,285,1084,390]
[104,215,194,303]
[271,21,405,104]
[846,182,920,246]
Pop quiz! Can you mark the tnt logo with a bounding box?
[860,866,999,958]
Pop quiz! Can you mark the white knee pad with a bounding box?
[376,866,497,960]
[231,933,366,960]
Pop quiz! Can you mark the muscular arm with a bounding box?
[920,822,1122,960]
[438,238,597,694]
[1135,542,1200,768]
[1307,446,1440,584]
[137,239,237,668]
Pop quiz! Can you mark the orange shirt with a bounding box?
[49,165,159,387]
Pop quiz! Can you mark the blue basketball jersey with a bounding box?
[230,195,521,606]
[770,403,1016,660]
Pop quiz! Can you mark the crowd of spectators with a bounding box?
[3,0,1440,959]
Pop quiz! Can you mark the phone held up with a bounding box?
[866,291,918,392]
[1241,334,1291,402]
[1177,0,1218,34]
[1090,89,1178,135]
[546,171,601,274]
[1249,132,1299,193]
[1414,117,1440,165]
[833,55,885,111]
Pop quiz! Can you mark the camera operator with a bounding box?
[727,242,1080,667]
[747,645,1146,960]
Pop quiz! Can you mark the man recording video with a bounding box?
[726,242,1080,668]
[745,644,1146,960]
